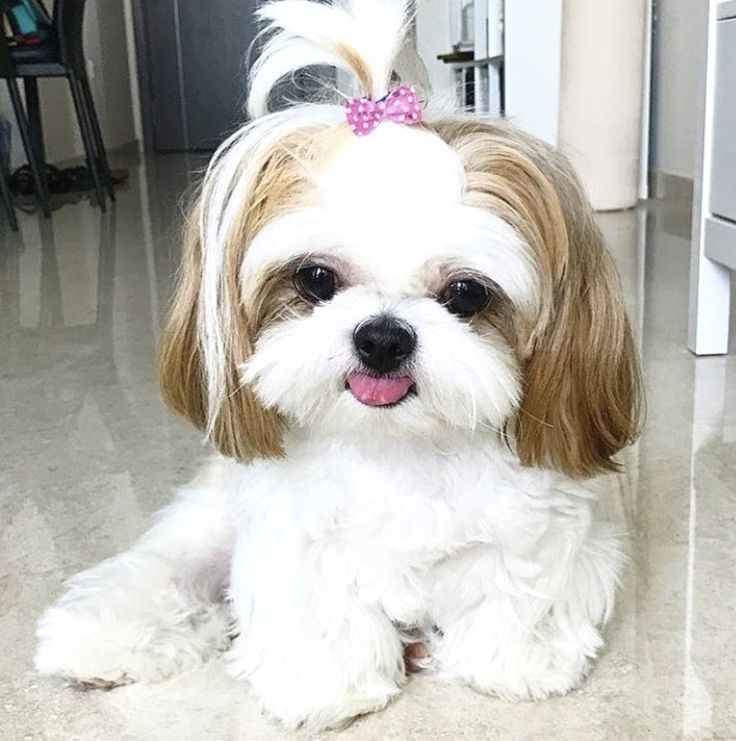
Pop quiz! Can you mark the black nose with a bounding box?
[353,315,416,374]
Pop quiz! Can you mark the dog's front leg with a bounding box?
[228,524,406,731]
[431,522,623,701]
[35,458,236,686]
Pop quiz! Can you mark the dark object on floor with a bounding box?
[9,163,128,214]
[11,163,128,196]
[12,163,70,195]
[0,0,115,218]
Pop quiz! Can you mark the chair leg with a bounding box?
[5,77,51,217]
[24,77,48,197]
[79,76,115,202]
[68,75,106,212]
[0,153,19,231]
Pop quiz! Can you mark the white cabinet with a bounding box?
[689,0,736,355]
[710,17,736,222]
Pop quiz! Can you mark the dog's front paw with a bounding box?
[229,638,405,731]
[471,655,592,701]
[36,601,137,687]
[435,630,594,701]
[35,591,231,687]
[254,674,402,731]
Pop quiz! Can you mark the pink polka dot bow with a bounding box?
[345,85,423,137]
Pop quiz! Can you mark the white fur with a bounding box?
[249,0,412,114]
[241,123,539,309]
[242,287,520,438]
[35,0,626,732]
[35,463,236,686]
[241,203,538,309]
[36,448,622,729]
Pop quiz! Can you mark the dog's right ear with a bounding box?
[158,203,284,462]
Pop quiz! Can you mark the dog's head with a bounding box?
[159,0,642,478]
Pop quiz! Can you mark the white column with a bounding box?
[557,0,646,210]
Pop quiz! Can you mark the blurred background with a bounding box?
[0,1,709,209]
[0,0,725,353]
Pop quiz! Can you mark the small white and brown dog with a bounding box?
[35,0,642,731]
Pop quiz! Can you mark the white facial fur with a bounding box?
[241,123,538,440]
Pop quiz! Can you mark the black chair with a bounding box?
[0,0,115,214]
[0,118,19,229]
[0,16,48,221]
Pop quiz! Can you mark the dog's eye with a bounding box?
[440,279,490,317]
[293,265,337,303]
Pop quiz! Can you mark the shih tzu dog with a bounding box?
[35,0,642,731]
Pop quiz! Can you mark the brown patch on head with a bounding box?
[431,119,643,478]
[159,128,334,462]
[333,42,374,94]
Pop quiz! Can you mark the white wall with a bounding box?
[414,0,454,96]
[0,0,137,169]
[506,0,562,145]
[650,0,709,179]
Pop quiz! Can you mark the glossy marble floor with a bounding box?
[1,153,735,741]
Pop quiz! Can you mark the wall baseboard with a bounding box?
[649,171,694,202]
[646,171,694,240]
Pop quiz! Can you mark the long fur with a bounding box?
[36,0,642,732]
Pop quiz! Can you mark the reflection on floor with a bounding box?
[1,151,735,741]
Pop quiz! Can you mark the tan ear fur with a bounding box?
[515,216,643,477]
[158,203,284,462]
[433,119,643,477]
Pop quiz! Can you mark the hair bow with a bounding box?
[345,85,423,137]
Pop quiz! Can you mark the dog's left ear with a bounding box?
[433,120,642,478]
[514,158,643,478]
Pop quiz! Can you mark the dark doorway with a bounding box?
[132,0,259,152]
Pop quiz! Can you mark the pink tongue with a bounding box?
[346,372,414,407]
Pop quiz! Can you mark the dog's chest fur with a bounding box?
[231,436,591,628]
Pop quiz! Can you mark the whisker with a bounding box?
[518,407,555,428]
[476,418,511,439]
